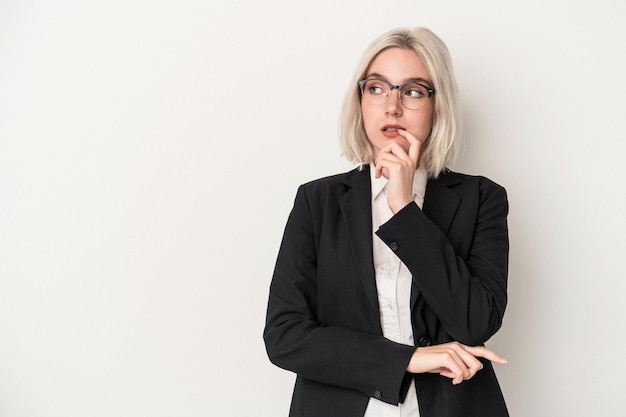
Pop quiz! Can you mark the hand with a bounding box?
[374,129,423,214]
[406,342,507,385]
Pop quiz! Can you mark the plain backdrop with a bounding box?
[1,1,625,416]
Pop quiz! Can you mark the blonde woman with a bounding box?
[264,27,509,417]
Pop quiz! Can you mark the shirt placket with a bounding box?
[378,251,402,343]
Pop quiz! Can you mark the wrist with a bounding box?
[390,199,413,214]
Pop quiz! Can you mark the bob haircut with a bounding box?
[339,27,462,178]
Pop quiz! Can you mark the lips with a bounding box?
[381,124,404,138]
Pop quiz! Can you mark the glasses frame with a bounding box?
[358,77,435,110]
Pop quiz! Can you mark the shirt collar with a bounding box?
[369,162,428,201]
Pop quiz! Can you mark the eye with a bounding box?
[364,80,388,96]
[403,84,427,98]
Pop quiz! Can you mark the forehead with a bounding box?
[366,47,431,83]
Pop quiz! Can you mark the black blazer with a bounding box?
[264,165,509,417]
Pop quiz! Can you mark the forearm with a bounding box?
[264,311,415,404]
[376,186,509,345]
[264,185,416,405]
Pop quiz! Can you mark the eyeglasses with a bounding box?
[358,78,435,110]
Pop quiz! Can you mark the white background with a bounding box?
[1,1,625,416]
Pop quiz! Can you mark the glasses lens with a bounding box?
[362,79,390,104]
[400,83,429,110]
[360,79,432,110]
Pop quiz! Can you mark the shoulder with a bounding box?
[443,172,509,222]
[297,166,367,196]
[300,166,365,187]
[434,169,506,195]
[428,170,508,213]
[286,166,369,216]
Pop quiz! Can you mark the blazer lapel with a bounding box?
[338,168,463,319]
[422,171,462,236]
[339,166,379,314]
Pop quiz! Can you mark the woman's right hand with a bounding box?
[406,342,507,385]
[374,129,423,214]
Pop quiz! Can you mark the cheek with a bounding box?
[425,106,435,129]
[360,104,376,133]
[411,109,434,137]
[360,102,370,122]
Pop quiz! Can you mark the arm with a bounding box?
[372,129,509,385]
[373,129,508,345]
[376,179,509,345]
[263,185,415,405]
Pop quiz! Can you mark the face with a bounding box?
[361,47,434,160]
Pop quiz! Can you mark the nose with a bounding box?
[384,87,402,116]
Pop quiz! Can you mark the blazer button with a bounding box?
[389,242,399,251]
[417,336,431,347]
[373,390,382,400]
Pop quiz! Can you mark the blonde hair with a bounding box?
[339,27,462,178]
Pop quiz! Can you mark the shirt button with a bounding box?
[373,390,382,400]
[389,242,399,251]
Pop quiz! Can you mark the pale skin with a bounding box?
[363,48,507,385]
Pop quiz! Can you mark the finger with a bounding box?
[382,142,416,177]
[438,368,461,384]
[374,161,392,180]
[375,150,404,177]
[397,129,422,164]
[438,349,470,384]
[408,346,473,384]
[463,345,508,365]
[438,343,484,382]
[453,347,485,380]
[463,346,508,364]
[386,141,411,160]
[376,144,413,172]
[375,163,382,179]
[375,154,404,171]
[377,142,408,160]
[374,156,387,178]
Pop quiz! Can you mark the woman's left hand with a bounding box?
[374,129,423,213]
[406,342,508,385]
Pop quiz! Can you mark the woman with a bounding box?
[264,27,509,417]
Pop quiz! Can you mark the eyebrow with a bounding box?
[366,72,432,86]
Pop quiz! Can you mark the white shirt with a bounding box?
[363,163,428,417]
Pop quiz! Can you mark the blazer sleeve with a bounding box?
[375,177,509,346]
[264,185,415,406]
